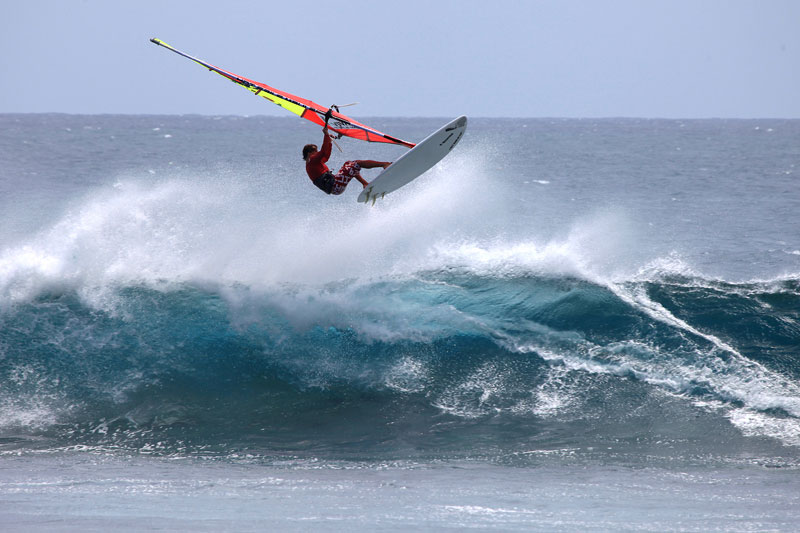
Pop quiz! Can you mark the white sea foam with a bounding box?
[433,362,508,418]
[0,363,70,429]
[0,144,502,308]
[727,408,800,447]
[385,356,428,393]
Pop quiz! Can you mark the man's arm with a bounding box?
[319,126,332,162]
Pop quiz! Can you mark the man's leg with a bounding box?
[331,161,365,194]
[356,160,391,170]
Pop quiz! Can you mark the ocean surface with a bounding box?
[1,114,799,531]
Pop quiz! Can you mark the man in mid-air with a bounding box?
[303,120,391,196]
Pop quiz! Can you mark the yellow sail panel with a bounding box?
[251,88,305,117]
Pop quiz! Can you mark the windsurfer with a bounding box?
[303,124,391,195]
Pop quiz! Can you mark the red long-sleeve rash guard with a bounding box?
[305,133,332,181]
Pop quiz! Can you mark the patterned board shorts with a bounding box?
[330,161,362,195]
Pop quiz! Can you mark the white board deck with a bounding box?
[357,116,467,204]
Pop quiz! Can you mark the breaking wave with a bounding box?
[1,168,798,460]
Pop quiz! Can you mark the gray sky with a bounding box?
[2,0,799,118]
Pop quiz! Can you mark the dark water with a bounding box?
[1,115,799,530]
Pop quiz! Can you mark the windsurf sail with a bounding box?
[150,38,415,148]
